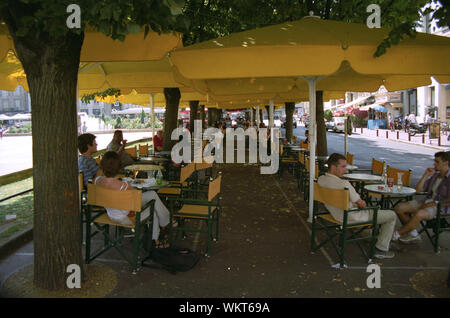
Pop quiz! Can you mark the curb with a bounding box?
[0,226,33,261]
[351,131,448,151]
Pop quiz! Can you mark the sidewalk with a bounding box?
[1,162,449,298]
[352,127,450,151]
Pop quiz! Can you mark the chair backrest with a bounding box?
[314,182,349,211]
[305,157,319,178]
[196,156,214,172]
[208,175,222,201]
[293,136,297,144]
[346,153,354,165]
[125,146,137,159]
[180,162,196,183]
[279,144,284,156]
[300,141,308,149]
[139,144,148,157]
[87,183,142,212]
[387,166,412,186]
[371,158,385,175]
[298,151,305,164]
[78,172,84,193]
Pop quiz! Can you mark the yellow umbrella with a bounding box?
[0,27,184,92]
[0,24,182,63]
[170,17,450,79]
[170,16,450,223]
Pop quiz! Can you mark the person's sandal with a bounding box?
[153,239,170,249]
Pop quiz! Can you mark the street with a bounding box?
[290,125,437,185]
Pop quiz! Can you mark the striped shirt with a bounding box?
[78,155,99,186]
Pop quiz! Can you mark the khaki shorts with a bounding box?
[408,199,437,220]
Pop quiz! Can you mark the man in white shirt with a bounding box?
[317,153,397,259]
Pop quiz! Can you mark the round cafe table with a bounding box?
[343,173,383,198]
[343,173,382,183]
[364,184,416,209]
[139,156,169,163]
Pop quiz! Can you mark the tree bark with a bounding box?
[316,91,328,157]
[285,102,295,141]
[189,100,199,132]
[163,88,181,151]
[5,24,84,290]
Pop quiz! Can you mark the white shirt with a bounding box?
[317,173,369,224]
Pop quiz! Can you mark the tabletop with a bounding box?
[124,164,165,172]
[139,156,169,163]
[125,178,171,190]
[364,184,416,196]
[343,173,383,182]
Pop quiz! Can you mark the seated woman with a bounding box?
[95,151,172,248]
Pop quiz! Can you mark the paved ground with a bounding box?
[1,162,449,299]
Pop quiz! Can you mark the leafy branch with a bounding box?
[80,88,121,103]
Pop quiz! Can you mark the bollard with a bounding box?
[408,134,411,142]
[397,131,399,139]
[439,135,441,146]
[361,127,363,134]
[386,131,388,139]
[376,129,379,137]
[422,134,425,144]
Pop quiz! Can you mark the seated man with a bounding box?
[318,153,397,259]
[153,130,164,152]
[106,130,135,167]
[393,151,450,243]
[78,133,102,186]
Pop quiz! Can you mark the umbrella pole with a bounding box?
[256,105,260,127]
[150,94,155,154]
[250,107,254,127]
[305,77,318,223]
[269,100,274,129]
[345,117,348,156]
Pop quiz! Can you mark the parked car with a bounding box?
[325,120,334,131]
[330,117,346,132]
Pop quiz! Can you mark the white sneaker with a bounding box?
[399,234,422,244]
[374,248,395,259]
[391,231,401,241]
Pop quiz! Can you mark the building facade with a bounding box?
[0,85,30,115]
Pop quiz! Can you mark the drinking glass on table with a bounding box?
[387,177,394,191]
[133,169,139,182]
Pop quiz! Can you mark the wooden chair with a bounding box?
[139,144,149,157]
[157,162,196,199]
[386,166,412,186]
[300,141,308,149]
[419,199,450,253]
[279,144,298,177]
[346,153,354,165]
[311,182,379,268]
[169,175,222,256]
[85,184,155,273]
[125,146,137,159]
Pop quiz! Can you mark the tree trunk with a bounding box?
[316,91,328,157]
[189,100,199,132]
[163,88,181,151]
[6,27,84,290]
[285,102,295,141]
